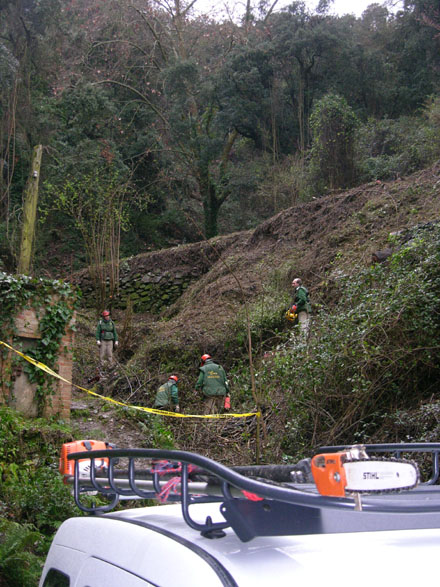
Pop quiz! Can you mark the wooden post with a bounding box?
[17,144,43,275]
[0,341,12,404]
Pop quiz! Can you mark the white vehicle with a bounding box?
[40,443,440,587]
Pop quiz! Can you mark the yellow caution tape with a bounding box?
[0,341,260,420]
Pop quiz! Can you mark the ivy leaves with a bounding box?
[0,272,79,415]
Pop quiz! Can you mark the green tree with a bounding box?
[0,0,67,268]
[72,0,244,238]
[309,92,358,193]
[44,164,132,308]
[269,3,338,153]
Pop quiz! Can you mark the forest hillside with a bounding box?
[70,160,440,464]
[2,0,440,583]
[2,109,440,587]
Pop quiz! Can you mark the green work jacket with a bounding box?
[195,359,229,397]
[293,286,311,314]
[154,380,179,408]
[96,319,118,342]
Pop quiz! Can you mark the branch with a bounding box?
[218,129,238,206]
[420,11,440,36]
[180,0,198,17]
[131,6,169,63]
[93,79,169,127]
[89,39,150,57]
[263,0,280,23]
[219,129,238,177]
[19,15,32,45]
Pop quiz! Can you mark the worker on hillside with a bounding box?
[154,375,180,412]
[291,277,311,337]
[195,354,229,414]
[96,310,118,368]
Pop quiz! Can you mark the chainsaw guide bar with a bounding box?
[311,448,419,497]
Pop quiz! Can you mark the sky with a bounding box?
[196,0,404,20]
[305,0,403,17]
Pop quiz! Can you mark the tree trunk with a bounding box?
[17,144,43,275]
[202,179,220,239]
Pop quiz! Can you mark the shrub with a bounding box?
[356,97,440,182]
[225,274,290,359]
[309,93,359,194]
[0,407,76,536]
[250,224,440,460]
[2,467,79,536]
[0,519,44,587]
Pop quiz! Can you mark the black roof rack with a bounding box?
[67,443,440,542]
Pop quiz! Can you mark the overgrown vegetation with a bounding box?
[309,93,359,194]
[3,0,440,579]
[0,407,76,585]
[2,1,440,274]
[239,223,440,460]
[43,164,136,309]
[0,519,44,587]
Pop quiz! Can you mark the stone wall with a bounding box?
[80,266,198,312]
[74,236,242,312]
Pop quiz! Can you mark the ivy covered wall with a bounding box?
[0,273,79,420]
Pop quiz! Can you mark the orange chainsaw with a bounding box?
[311,445,419,498]
[60,439,116,482]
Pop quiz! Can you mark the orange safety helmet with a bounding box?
[200,354,211,365]
[102,310,110,317]
[169,375,179,382]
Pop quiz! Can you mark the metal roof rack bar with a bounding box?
[68,445,440,542]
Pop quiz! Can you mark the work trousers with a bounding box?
[298,311,310,337]
[203,395,224,415]
[99,340,114,367]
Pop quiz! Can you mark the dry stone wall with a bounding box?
[74,236,243,312]
[78,266,198,312]
[119,267,196,312]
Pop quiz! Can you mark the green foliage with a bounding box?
[356,97,440,182]
[216,46,274,148]
[45,82,129,180]
[0,518,44,587]
[3,467,78,535]
[0,406,78,538]
[228,282,290,357]
[43,165,133,308]
[223,269,292,411]
[2,0,440,262]
[248,224,440,459]
[309,93,359,194]
[0,407,77,585]
[0,405,71,468]
[151,416,176,449]
[129,207,198,251]
[388,400,440,443]
[0,406,70,465]
[0,272,79,414]
[43,167,131,233]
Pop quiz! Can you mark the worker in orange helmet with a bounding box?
[154,375,180,412]
[96,310,118,369]
[195,354,229,414]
